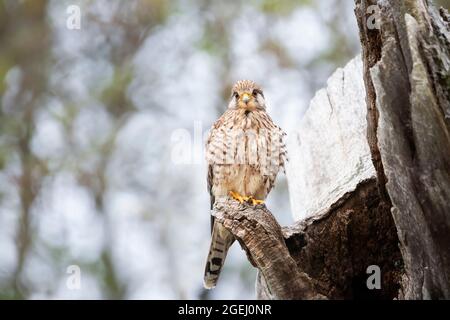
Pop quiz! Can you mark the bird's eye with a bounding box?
[233,92,239,99]
[252,89,262,97]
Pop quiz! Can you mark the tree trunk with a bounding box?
[355,0,450,299]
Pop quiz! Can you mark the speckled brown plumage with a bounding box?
[204,80,286,289]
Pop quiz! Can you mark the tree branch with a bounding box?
[212,197,326,300]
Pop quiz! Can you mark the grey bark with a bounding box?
[286,56,377,220]
[355,0,450,299]
[212,198,324,300]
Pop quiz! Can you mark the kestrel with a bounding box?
[203,80,287,289]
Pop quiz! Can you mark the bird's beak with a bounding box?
[241,93,250,103]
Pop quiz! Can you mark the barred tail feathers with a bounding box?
[203,222,234,289]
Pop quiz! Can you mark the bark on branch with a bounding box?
[212,198,325,300]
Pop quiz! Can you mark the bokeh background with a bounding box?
[0,0,448,299]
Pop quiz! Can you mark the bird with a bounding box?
[203,80,287,289]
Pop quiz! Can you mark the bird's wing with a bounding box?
[207,163,215,233]
[206,113,227,233]
[264,126,287,196]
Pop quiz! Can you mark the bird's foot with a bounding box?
[248,196,264,206]
[229,191,249,204]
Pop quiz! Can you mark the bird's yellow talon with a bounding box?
[248,197,264,206]
[229,192,263,205]
[254,199,264,205]
[229,191,248,203]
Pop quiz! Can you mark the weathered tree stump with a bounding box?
[213,179,402,300]
[355,0,450,299]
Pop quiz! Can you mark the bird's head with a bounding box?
[228,80,266,112]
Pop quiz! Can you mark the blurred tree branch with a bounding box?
[0,0,52,298]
